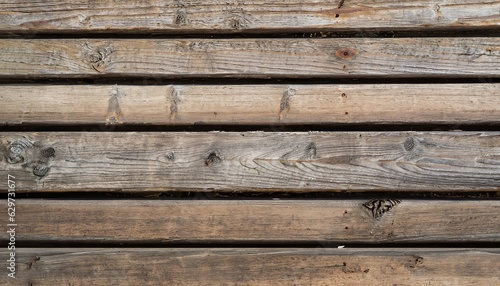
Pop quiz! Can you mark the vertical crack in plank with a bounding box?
[279,87,295,121]
[168,86,182,123]
[106,87,123,124]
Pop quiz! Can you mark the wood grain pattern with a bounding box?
[3,248,499,285]
[0,0,499,34]
[4,199,499,243]
[0,38,498,78]
[2,84,500,126]
[1,132,499,192]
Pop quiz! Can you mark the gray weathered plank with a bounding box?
[1,84,500,126]
[4,199,499,243]
[0,0,499,34]
[1,132,499,192]
[2,248,499,285]
[0,38,498,78]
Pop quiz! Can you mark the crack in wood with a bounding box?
[336,0,346,17]
[106,87,123,124]
[169,87,182,122]
[279,87,295,121]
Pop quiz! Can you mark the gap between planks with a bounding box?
[1,248,499,285]
[0,38,498,78]
[1,84,499,126]
[1,132,499,192]
[2,199,498,244]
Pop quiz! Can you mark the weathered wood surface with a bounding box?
[1,132,499,192]
[5,199,499,243]
[2,248,499,285]
[0,0,499,34]
[2,84,500,126]
[0,38,498,78]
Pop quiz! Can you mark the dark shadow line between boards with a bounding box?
[4,241,500,249]
[1,123,499,132]
[0,77,499,85]
[1,27,499,39]
[7,191,500,200]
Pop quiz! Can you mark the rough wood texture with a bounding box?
[0,0,499,34]
[1,132,498,192]
[2,248,499,285]
[0,38,498,78]
[2,84,499,126]
[4,199,499,243]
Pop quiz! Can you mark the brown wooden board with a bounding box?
[2,199,499,243]
[0,38,498,78]
[1,84,499,126]
[1,132,499,192]
[0,0,499,34]
[2,248,499,285]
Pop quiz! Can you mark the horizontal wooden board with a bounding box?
[3,199,499,243]
[0,38,498,78]
[0,0,499,34]
[1,84,500,126]
[1,132,499,192]
[3,248,499,285]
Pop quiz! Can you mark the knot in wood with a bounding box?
[83,44,113,73]
[6,139,33,164]
[165,151,175,162]
[404,137,415,151]
[33,163,50,178]
[205,151,222,166]
[362,199,401,219]
[335,48,358,60]
[41,147,56,158]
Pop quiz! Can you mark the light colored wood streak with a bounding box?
[0,0,499,33]
[4,199,498,243]
[1,84,499,125]
[2,248,499,285]
[1,132,498,192]
[0,38,498,78]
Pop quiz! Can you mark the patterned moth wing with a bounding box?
[362,199,402,219]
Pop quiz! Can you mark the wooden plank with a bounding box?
[5,199,499,243]
[0,0,499,34]
[2,84,500,126]
[0,38,498,78]
[1,132,499,192]
[3,248,499,284]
